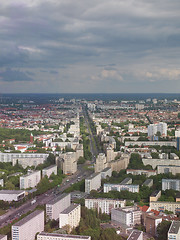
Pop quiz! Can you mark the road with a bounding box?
[0,168,91,228]
[82,106,99,162]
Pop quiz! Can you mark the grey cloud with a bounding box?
[0,68,34,82]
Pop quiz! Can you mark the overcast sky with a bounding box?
[0,0,180,93]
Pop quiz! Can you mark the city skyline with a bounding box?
[0,0,180,93]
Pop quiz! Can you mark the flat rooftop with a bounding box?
[61,203,79,214]
[86,172,101,180]
[47,193,69,205]
[143,179,153,185]
[168,221,180,234]
[151,190,161,197]
[101,167,111,172]
[43,165,57,170]
[13,210,44,227]
[128,230,142,240]
[120,177,132,184]
[21,170,40,178]
[38,232,90,239]
[0,190,25,195]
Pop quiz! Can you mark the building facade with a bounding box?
[46,193,71,220]
[104,183,139,193]
[20,171,41,189]
[42,165,57,178]
[0,152,48,163]
[0,190,25,202]
[85,173,101,194]
[85,197,125,214]
[162,179,180,191]
[12,210,44,240]
[168,221,180,240]
[37,232,91,240]
[59,204,81,230]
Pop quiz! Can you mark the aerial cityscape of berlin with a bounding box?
[0,1,180,240]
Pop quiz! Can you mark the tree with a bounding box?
[156,221,171,240]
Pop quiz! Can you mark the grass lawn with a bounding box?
[0,209,7,216]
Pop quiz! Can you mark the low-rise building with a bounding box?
[111,206,141,227]
[162,179,180,191]
[168,221,180,240]
[149,190,161,202]
[104,183,139,193]
[85,173,101,194]
[46,193,71,220]
[85,197,125,214]
[42,165,57,178]
[59,204,81,230]
[126,169,156,177]
[142,179,153,188]
[37,232,91,240]
[127,230,143,240]
[0,190,25,202]
[20,170,41,189]
[120,178,132,185]
[12,210,44,240]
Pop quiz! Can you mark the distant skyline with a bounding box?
[0,0,180,93]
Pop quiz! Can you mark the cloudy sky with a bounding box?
[0,0,180,93]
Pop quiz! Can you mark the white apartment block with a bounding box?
[0,152,48,163]
[20,171,41,189]
[59,204,81,230]
[142,158,180,169]
[162,179,180,191]
[37,232,91,240]
[0,235,7,240]
[0,190,25,202]
[111,206,141,227]
[168,221,180,240]
[125,141,176,147]
[104,183,139,193]
[148,122,167,137]
[127,230,143,240]
[101,167,112,179]
[150,201,180,214]
[126,169,156,177]
[12,210,44,240]
[85,197,126,214]
[46,193,71,220]
[85,173,101,194]
[157,165,180,175]
[42,165,57,178]
[12,157,46,168]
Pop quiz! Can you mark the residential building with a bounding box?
[126,169,156,177]
[37,232,91,240]
[101,167,112,179]
[162,179,180,191]
[20,171,41,189]
[142,179,153,188]
[157,165,180,175]
[127,230,143,240]
[150,191,161,202]
[59,152,77,175]
[59,204,81,230]
[0,152,48,163]
[148,122,167,137]
[120,178,132,185]
[125,141,176,147]
[0,190,25,202]
[46,193,71,220]
[94,153,107,172]
[150,201,180,214]
[143,158,180,169]
[42,165,57,178]
[145,214,162,236]
[85,173,101,194]
[104,183,139,193]
[168,221,180,240]
[85,197,125,214]
[111,206,141,226]
[12,210,44,240]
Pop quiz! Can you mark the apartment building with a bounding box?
[85,173,101,194]
[0,152,48,163]
[120,178,132,185]
[157,165,180,175]
[37,232,91,240]
[20,171,41,189]
[46,193,71,220]
[104,183,139,193]
[101,167,112,179]
[162,179,180,191]
[94,153,107,173]
[59,204,81,230]
[0,190,25,202]
[142,179,153,188]
[143,158,180,169]
[150,190,161,202]
[60,152,77,174]
[126,169,156,177]
[12,210,44,240]
[111,206,141,226]
[145,215,162,236]
[148,122,167,137]
[168,221,180,240]
[42,165,57,178]
[150,201,180,214]
[85,197,125,214]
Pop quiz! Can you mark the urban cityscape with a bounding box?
[0,0,180,240]
[0,94,179,240]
